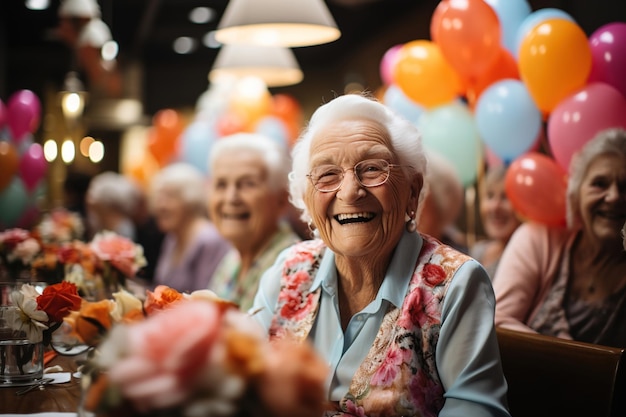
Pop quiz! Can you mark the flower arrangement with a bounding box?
[75,285,330,417]
[34,208,85,244]
[0,228,41,280]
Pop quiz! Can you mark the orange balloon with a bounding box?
[123,152,160,190]
[466,48,520,107]
[148,109,184,166]
[394,40,462,108]
[518,19,592,114]
[505,152,568,227]
[431,0,501,82]
[0,141,19,190]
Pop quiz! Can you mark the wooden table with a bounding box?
[0,352,83,414]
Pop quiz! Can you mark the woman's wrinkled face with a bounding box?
[304,119,416,259]
[578,154,626,245]
[152,187,188,233]
[480,176,521,242]
[208,150,286,251]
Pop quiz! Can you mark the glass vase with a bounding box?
[0,305,45,385]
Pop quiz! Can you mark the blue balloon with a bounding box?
[475,79,541,163]
[383,84,424,125]
[514,8,575,58]
[417,101,482,187]
[484,0,532,56]
[255,116,290,150]
[178,120,218,174]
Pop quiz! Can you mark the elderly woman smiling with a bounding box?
[251,94,511,417]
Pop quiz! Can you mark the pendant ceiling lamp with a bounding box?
[209,44,304,87]
[215,0,341,47]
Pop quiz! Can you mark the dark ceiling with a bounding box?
[1,0,625,119]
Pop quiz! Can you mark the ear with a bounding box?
[408,172,423,214]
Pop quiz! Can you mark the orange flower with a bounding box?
[75,300,115,346]
[36,281,82,323]
[144,285,183,315]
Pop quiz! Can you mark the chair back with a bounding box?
[496,327,626,417]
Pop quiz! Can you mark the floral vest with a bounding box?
[269,235,471,417]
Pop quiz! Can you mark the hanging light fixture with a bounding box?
[209,44,304,87]
[59,71,88,123]
[214,0,341,47]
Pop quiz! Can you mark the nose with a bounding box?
[605,183,621,202]
[336,169,364,201]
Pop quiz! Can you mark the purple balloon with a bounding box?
[19,143,47,191]
[588,22,626,99]
[7,89,41,143]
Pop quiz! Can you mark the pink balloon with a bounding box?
[379,44,403,85]
[18,143,47,191]
[588,22,626,99]
[548,82,626,171]
[7,90,41,143]
[0,99,6,130]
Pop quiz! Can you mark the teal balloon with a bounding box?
[383,84,424,124]
[475,79,541,163]
[179,120,218,174]
[0,177,29,227]
[417,101,482,187]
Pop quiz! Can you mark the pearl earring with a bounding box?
[406,210,416,233]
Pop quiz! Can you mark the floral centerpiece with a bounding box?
[34,208,85,244]
[72,285,330,417]
[0,228,41,281]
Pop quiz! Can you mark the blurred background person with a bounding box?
[85,171,141,240]
[418,151,468,253]
[471,165,523,280]
[207,133,301,312]
[149,162,231,293]
[494,128,626,347]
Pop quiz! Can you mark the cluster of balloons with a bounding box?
[124,77,303,188]
[0,89,48,229]
[380,0,626,227]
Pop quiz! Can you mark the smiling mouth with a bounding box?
[335,212,375,225]
[222,213,250,220]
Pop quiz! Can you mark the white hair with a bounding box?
[289,93,428,224]
[149,162,207,214]
[208,132,291,192]
[86,171,140,216]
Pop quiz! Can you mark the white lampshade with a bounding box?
[209,44,304,87]
[215,0,341,47]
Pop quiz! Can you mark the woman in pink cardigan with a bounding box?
[493,128,626,347]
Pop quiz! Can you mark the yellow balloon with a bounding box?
[393,40,461,109]
[518,19,592,114]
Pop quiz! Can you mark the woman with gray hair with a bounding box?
[251,94,511,416]
[149,162,231,292]
[207,132,301,312]
[494,128,626,347]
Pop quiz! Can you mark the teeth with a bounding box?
[337,212,373,221]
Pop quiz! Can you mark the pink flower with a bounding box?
[90,231,146,277]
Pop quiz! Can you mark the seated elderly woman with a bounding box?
[149,162,232,292]
[494,128,626,347]
[207,133,301,312]
[251,94,511,416]
[471,165,522,280]
[85,171,141,240]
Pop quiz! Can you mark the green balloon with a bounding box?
[0,177,29,227]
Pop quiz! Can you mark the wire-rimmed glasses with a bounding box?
[307,159,403,193]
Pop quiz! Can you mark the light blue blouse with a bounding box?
[251,231,510,417]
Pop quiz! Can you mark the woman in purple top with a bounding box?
[149,162,232,293]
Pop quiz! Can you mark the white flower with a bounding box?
[110,289,142,322]
[8,288,49,343]
[7,238,41,264]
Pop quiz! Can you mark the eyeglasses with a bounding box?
[307,159,403,193]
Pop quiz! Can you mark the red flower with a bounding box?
[36,281,82,323]
[422,264,446,286]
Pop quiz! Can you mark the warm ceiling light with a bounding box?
[209,44,303,87]
[215,0,341,47]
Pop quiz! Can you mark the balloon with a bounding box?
[0,177,29,227]
[475,79,542,163]
[148,109,184,166]
[216,111,248,137]
[394,40,462,108]
[0,141,19,190]
[179,120,219,174]
[484,0,531,55]
[514,8,575,58]
[379,44,403,85]
[0,99,6,129]
[518,18,592,115]
[547,82,626,171]
[382,84,425,124]
[18,142,47,191]
[124,152,160,190]
[255,116,290,150]
[465,48,519,106]
[588,22,626,99]
[430,0,501,83]
[417,101,482,186]
[505,152,567,226]
[270,93,303,145]
[6,89,41,142]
